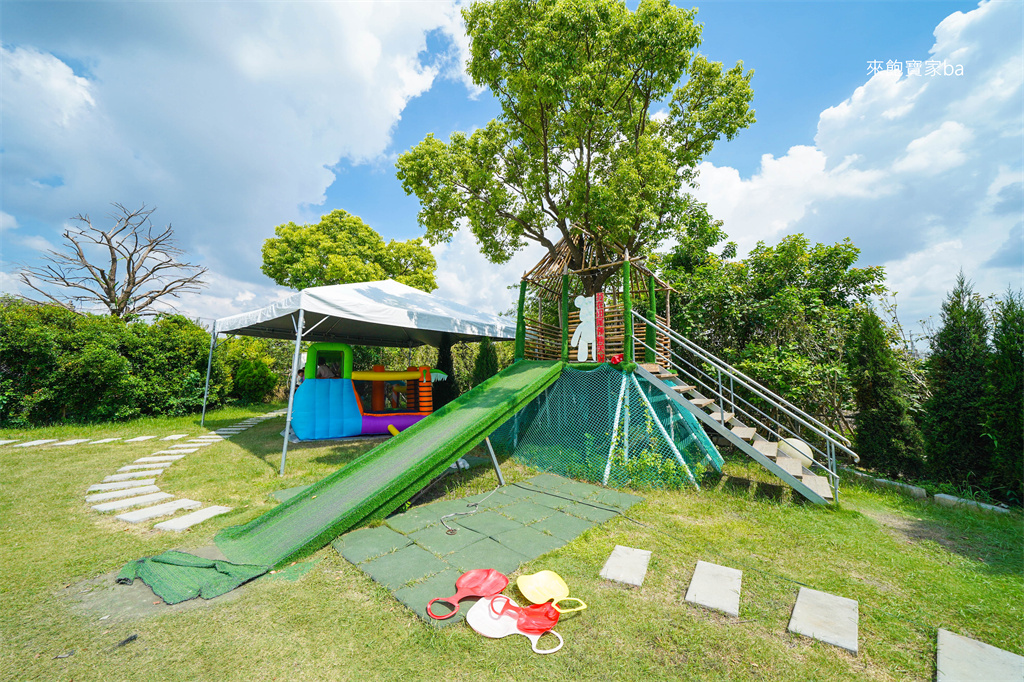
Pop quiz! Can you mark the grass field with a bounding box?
[1,404,1021,681]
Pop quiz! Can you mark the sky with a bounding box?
[2,0,1021,342]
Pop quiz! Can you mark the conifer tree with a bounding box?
[851,311,924,477]
[433,332,460,408]
[923,273,991,486]
[985,289,1023,504]
[471,337,500,388]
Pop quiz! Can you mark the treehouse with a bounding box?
[513,239,675,365]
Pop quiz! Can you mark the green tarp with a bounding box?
[116,551,268,605]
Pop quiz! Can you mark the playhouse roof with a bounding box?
[213,279,515,347]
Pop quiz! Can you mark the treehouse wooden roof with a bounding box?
[522,237,675,298]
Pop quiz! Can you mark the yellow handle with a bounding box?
[552,597,587,614]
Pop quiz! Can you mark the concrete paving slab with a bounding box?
[104,470,164,481]
[0,440,19,446]
[149,450,192,456]
[53,439,91,446]
[118,463,170,472]
[936,628,1024,681]
[160,434,189,440]
[88,437,122,444]
[154,506,232,531]
[86,485,161,503]
[88,479,157,492]
[170,442,208,448]
[684,560,743,617]
[135,455,185,463]
[125,436,158,442]
[14,439,58,447]
[93,492,174,512]
[116,498,201,523]
[600,545,652,587]
[788,587,859,654]
[163,447,199,454]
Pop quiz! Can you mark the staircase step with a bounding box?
[801,474,834,501]
[691,398,715,408]
[752,440,779,460]
[672,385,697,393]
[775,455,804,476]
[709,411,735,423]
[731,426,757,441]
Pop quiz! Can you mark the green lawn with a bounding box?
[1,405,1020,681]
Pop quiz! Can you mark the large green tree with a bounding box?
[396,0,754,295]
[923,273,991,487]
[984,289,1023,503]
[261,209,437,292]
[851,310,924,478]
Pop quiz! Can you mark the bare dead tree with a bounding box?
[18,203,207,318]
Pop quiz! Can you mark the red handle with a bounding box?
[426,597,459,620]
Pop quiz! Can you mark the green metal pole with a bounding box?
[515,280,527,361]
[623,256,633,364]
[561,273,570,362]
[645,274,657,363]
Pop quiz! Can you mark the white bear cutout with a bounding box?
[570,295,596,362]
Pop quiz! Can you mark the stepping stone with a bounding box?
[89,438,122,444]
[92,492,174,512]
[135,455,185,463]
[89,479,157,492]
[14,439,58,447]
[936,628,1024,681]
[0,440,19,446]
[600,545,652,587]
[160,434,189,441]
[788,587,859,654]
[86,485,160,503]
[125,436,158,442]
[149,450,192,455]
[116,498,201,523]
[171,442,209,448]
[118,463,170,472]
[104,470,164,482]
[164,447,199,453]
[685,560,743,617]
[53,439,91,446]
[154,506,233,532]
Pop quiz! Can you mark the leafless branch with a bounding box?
[18,203,207,318]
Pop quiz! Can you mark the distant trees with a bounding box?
[471,337,500,388]
[922,273,992,488]
[19,203,207,318]
[261,209,437,292]
[984,290,1023,504]
[851,311,924,478]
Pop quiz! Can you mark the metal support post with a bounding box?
[279,309,305,476]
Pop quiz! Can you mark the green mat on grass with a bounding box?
[116,551,268,605]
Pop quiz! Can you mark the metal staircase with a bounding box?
[631,311,860,505]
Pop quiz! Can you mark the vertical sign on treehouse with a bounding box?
[571,295,598,362]
[594,292,605,362]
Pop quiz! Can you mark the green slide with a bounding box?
[215,360,563,567]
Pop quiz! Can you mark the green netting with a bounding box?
[491,365,722,490]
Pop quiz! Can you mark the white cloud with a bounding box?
[691,0,1022,325]
[431,222,547,317]
[0,213,18,232]
[1,2,473,303]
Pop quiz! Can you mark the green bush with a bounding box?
[233,358,278,404]
[0,297,230,426]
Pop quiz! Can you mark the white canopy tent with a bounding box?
[199,280,516,474]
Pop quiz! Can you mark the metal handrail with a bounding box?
[632,310,857,460]
[633,333,840,486]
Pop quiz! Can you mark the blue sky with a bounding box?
[2,0,1021,334]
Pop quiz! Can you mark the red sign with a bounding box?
[594,292,605,362]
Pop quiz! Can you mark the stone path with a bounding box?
[75,411,287,532]
[684,560,742,617]
[600,545,652,587]
[936,628,1023,681]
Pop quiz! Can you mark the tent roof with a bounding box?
[214,280,515,347]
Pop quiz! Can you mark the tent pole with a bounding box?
[200,321,217,428]
[280,309,305,476]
